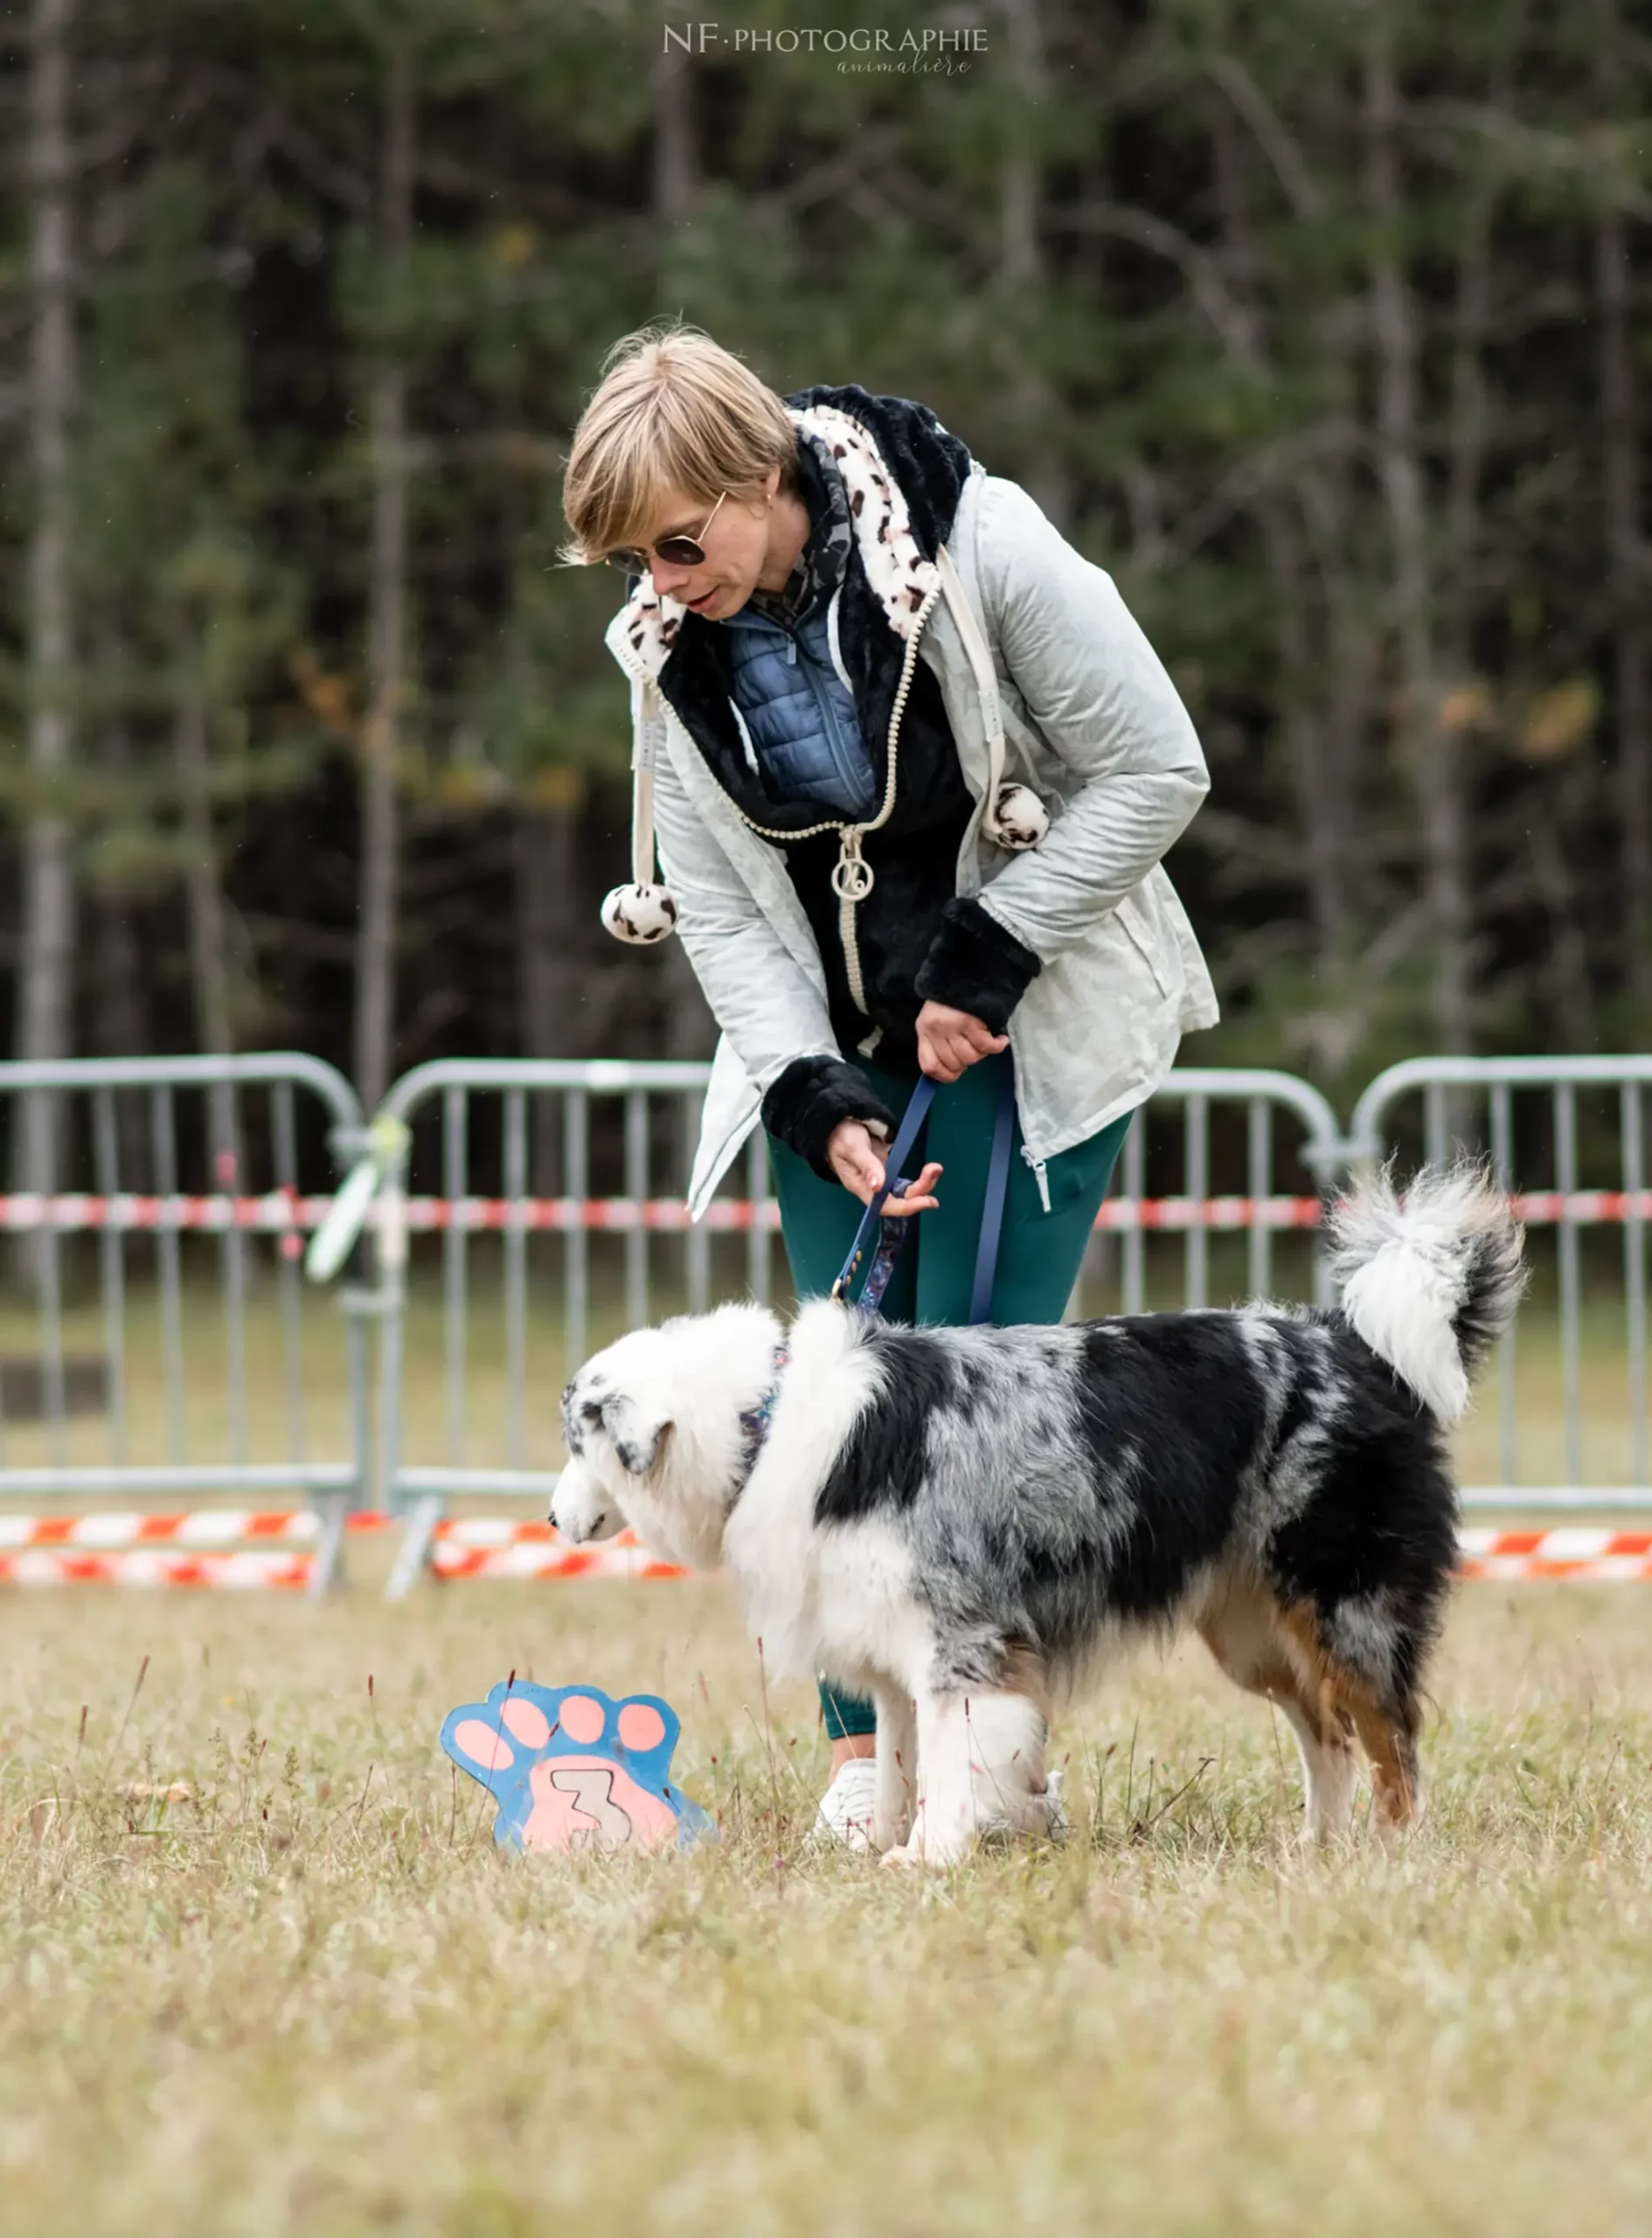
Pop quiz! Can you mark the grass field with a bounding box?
[3,1575,1652,2235]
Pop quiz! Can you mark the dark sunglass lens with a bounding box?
[604,550,648,573]
[653,537,706,567]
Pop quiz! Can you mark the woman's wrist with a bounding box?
[913,897,1042,1033]
[761,1055,896,1182]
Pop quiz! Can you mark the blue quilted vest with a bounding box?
[720,593,878,820]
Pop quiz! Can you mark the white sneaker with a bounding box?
[810,1757,879,1852]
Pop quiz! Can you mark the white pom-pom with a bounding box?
[601,882,679,944]
[985,782,1048,851]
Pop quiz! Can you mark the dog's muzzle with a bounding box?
[550,1458,628,1545]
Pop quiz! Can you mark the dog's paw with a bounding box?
[441,1681,709,1854]
[878,1806,959,1871]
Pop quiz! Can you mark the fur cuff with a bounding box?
[761,1058,898,1183]
[913,899,1042,1032]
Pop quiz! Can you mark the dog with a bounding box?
[551,1165,1524,1866]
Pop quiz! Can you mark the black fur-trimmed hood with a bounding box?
[787,384,971,561]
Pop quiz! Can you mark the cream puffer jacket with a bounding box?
[605,447,1218,1220]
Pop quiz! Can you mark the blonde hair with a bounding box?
[560,323,798,566]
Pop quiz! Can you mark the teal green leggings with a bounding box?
[767,1049,1132,1741]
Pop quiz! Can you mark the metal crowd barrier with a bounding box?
[4,1049,1641,1598]
[0,1054,371,1593]
[316,1059,1342,1595]
[1350,1055,1652,1512]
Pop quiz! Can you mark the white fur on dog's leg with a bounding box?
[872,1686,917,1855]
[912,1694,974,1866]
[910,1688,1050,1866]
[880,1800,927,1866]
[1276,1699,1357,1845]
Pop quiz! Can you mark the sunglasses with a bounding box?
[604,490,728,575]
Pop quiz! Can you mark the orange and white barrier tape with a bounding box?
[0,1512,609,1555]
[0,1510,322,1549]
[0,1548,314,1588]
[3,1514,1652,1587]
[2,1184,1651,1241]
[1508,1188,1652,1227]
[386,1185,1652,1234]
[430,1538,689,1582]
[391,1192,1323,1234]
[1457,1527,1652,1581]
[429,1522,1652,1581]
[0,1189,326,1237]
[375,1195,1329,1234]
[0,1512,682,1588]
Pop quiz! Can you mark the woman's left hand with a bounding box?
[915,1001,1008,1084]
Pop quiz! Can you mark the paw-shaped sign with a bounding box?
[441,1680,711,1854]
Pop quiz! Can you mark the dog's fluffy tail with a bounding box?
[1328,1162,1527,1425]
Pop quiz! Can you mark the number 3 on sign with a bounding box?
[440,1680,712,1854]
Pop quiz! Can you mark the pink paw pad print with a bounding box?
[441,1681,711,1854]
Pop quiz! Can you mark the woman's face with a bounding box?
[635,467,788,620]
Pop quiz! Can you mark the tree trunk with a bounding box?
[1204,84,1351,981]
[1444,128,1495,677]
[1364,17,1473,1053]
[15,0,78,1216]
[88,879,148,1067]
[176,668,234,1061]
[1529,822,1597,1054]
[1258,502,1348,970]
[651,4,695,227]
[1446,0,1523,748]
[514,792,582,1189]
[86,662,149,1185]
[1595,0,1652,1013]
[353,40,413,1112]
[175,656,248,1192]
[995,0,1069,528]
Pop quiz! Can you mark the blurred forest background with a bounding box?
[0,0,1646,1148]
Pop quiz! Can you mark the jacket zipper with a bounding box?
[1022,1145,1052,1214]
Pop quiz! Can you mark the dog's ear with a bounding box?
[600,1392,670,1477]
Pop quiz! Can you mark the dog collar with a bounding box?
[733,1344,789,1498]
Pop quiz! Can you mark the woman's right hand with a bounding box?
[825,1120,942,1217]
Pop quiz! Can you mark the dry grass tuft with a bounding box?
[0,1580,1649,2234]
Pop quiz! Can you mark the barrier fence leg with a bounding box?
[385,1494,442,1602]
[345,1292,375,1512]
[309,1494,351,1600]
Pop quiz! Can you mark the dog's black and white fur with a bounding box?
[552,1166,1525,1865]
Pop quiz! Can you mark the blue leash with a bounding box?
[829,1064,1017,1326]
